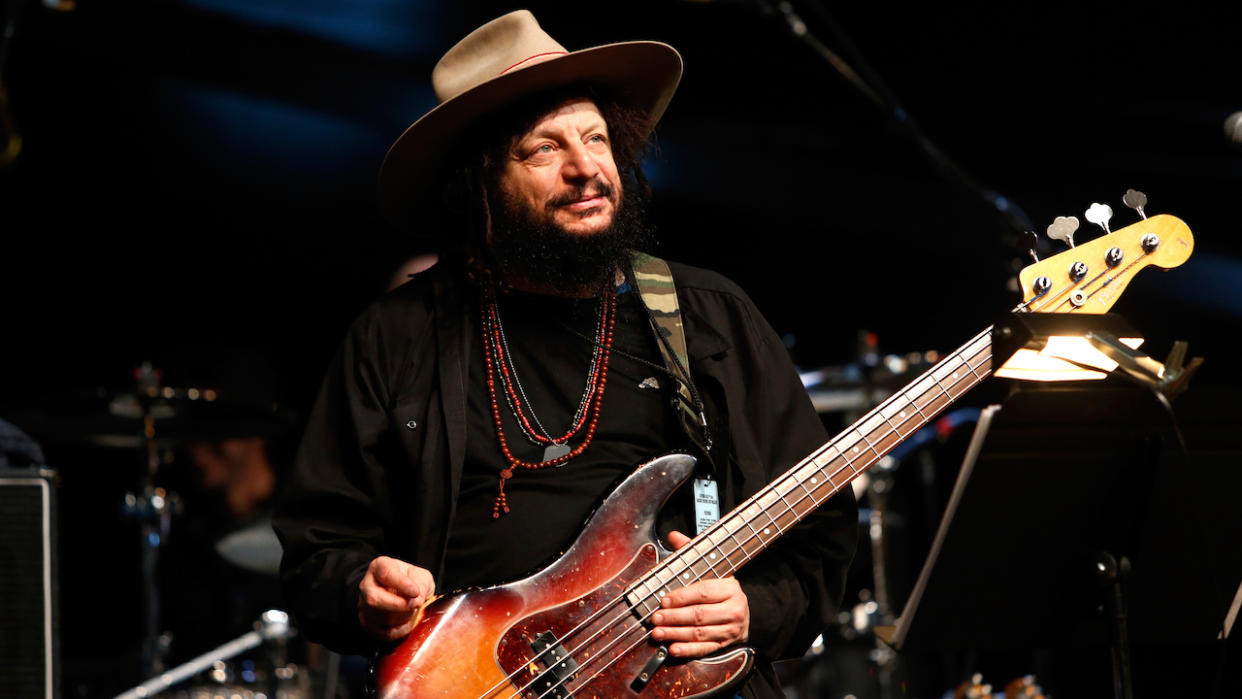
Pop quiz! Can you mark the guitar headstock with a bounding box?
[1018,199,1194,314]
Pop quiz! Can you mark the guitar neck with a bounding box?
[628,327,995,613]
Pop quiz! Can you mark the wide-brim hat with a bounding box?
[378,10,683,232]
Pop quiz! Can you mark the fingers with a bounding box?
[666,529,693,550]
[659,577,736,609]
[359,582,416,614]
[650,577,750,658]
[371,556,435,602]
[358,556,436,642]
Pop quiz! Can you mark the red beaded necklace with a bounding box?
[479,280,617,518]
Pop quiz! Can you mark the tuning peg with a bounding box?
[1123,189,1148,219]
[1046,216,1079,248]
[1023,230,1040,262]
[1085,202,1113,234]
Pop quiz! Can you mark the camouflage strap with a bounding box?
[629,251,708,452]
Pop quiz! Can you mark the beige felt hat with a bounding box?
[377,10,683,231]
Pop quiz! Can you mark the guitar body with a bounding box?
[375,453,755,699]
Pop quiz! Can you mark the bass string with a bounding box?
[519,527,739,699]
[492,495,795,699]
[488,333,995,699]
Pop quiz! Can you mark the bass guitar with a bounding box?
[375,201,1194,699]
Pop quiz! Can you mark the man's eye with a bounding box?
[588,134,607,144]
[532,144,555,155]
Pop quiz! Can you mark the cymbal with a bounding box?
[9,386,291,449]
[215,519,282,575]
[802,351,941,414]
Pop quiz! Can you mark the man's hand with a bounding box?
[650,530,750,658]
[358,556,435,642]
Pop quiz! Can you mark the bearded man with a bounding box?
[274,11,858,698]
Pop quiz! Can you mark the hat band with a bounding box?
[499,51,569,75]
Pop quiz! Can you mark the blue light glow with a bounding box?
[1158,253,1242,316]
[168,82,399,176]
[180,0,443,57]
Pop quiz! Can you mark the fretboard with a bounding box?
[627,326,995,616]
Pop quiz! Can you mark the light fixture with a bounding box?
[992,313,1201,396]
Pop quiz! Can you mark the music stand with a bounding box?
[875,386,1242,698]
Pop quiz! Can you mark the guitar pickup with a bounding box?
[529,631,580,699]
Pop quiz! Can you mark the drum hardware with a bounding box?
[129,361,183,677]
[861,455,900,698]
[114,610,302,699]
[21,362,227,675]
[953,673,992,699]
[827,406,982,699]
[1004,674,1048,699]
[14,362,292,679]
[949,673,1049,699]
[803,348,941,416]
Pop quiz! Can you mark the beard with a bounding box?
[487,177,650,295]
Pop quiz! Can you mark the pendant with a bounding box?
[543,443,571,462]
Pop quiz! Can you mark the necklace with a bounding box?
[478,280,616,518]
[492,292,605,451]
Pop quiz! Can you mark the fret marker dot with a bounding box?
[763,528,771,534]
[952,372,958,379]
[853,446,859,453]
[810,477,817,484]
[683,572,690,579]
[710,553,717,560]
[899,411,905,418]
[658,590,666,598]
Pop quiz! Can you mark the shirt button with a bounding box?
[405,420,418,430]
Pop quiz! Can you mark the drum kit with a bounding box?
[795,336,1049,699]
[12,362,323,699]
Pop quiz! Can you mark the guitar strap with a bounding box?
[628,251,711,459]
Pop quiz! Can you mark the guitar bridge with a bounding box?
[528,631,580,699]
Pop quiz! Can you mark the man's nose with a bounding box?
[561,142,602,181]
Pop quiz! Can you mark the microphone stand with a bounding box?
[731,4,1035,697]
[749,0,1035,239]
[114,610,294,699]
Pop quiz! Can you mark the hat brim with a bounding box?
[378,40,683,233]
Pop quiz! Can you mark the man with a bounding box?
[274,11,857,698]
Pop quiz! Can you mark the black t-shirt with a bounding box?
[442,284,688,592]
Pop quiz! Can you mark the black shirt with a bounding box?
[275,258,859,699]
[443,284,688,591]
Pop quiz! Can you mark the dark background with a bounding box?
[2,1,1240,697]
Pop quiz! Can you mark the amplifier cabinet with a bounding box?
[0,467,59,699]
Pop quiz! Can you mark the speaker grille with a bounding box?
[0,474,56,699]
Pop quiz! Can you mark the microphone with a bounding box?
[1225,111,1242,146]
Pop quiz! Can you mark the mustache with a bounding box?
[545,179,615,210]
